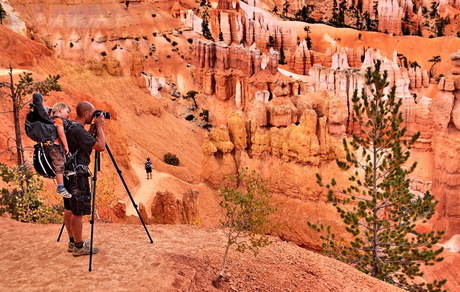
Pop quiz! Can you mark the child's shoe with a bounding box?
[56,186,72,198]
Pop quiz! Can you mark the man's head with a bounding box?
[76,101,95,124]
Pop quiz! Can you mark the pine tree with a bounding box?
[184,90,198,110]
[199,0,214,41]
[311,60,446,291]
[428,56,441,79]
[282,0,290,18]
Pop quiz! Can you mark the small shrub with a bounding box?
[187,38,193,44]
[213,169,277,286]
[69,42,74,48]
[172,41,178,46]
[142,36,148,40]
[202,123,212,130]
[185,114,195,121]
[153,32,157,37]
[164,153,180,166]
[0,163,62,223]
[199,109,209,122]
[101,51,107,57]
[152,14,156,17]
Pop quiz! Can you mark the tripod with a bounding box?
[57,143,153,271]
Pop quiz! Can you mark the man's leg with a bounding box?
[64,209,73,239]
[70,175,99,256]
[71,214,83,243]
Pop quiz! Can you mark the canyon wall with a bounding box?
[3,0,460,247]
[430,50,460,237]
[193,35,459,246]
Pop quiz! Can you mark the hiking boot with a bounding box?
[68,242,75,252]
[56,187,72,199]
[68,240,91,252]
[72,241,99,257]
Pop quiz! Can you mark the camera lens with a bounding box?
[93,110,110,119]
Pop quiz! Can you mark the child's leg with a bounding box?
[56,173,64,185]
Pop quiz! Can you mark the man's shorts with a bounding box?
[48,144,65,174]
[64,173,91,216]
[146,166,152,173]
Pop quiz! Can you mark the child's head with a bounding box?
[52,102,71,119]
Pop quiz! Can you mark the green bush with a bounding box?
[0,163,62,223]
[163,153,180,166]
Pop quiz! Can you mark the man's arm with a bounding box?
[92,115,106,151]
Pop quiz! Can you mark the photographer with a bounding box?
[64,101,106,256]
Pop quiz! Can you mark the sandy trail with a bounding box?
[125,163,200,216]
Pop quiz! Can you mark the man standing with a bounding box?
[64,101,106,256]
[145,157,152,179]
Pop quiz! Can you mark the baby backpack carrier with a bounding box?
[25,92,57,178]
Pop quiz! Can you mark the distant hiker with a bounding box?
[145,158,152,179]
[64,101,106,256]
[50,102,72,198]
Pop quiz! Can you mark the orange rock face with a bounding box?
[2,0,460,288]
[150,189,200,224]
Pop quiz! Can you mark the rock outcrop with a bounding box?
[150,190,200,224]
[377,0,404,35]
[86,56,124,76]
[429,50,460,238]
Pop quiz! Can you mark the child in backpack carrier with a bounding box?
[49,102,72,198]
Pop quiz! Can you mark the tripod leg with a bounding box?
[57,222,65,242]
[89,151,100,272]
[105,144,153,243]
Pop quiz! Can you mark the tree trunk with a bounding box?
[213,242,231,287]
[9,70,24,166]
[13,97,24,165]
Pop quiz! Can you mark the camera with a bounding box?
[93,109,111,119]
